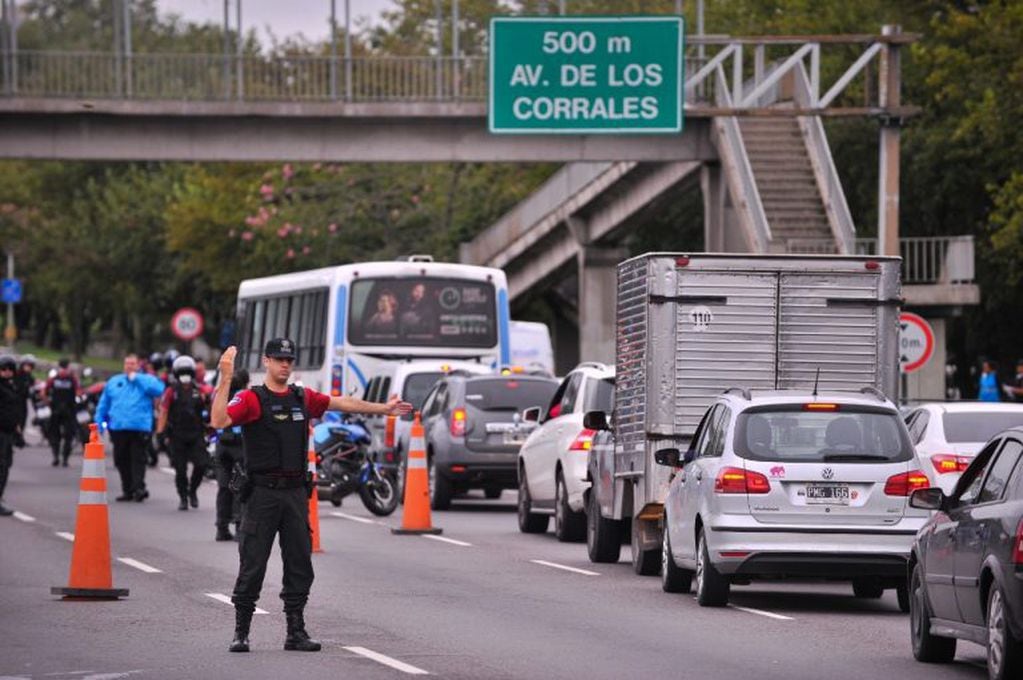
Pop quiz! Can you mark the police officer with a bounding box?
[13,354,36,447]
[44,358,79,467]
[214,368,249,541]
[0,355,22,516]
[211,340,411,653]
[157,356,209,511]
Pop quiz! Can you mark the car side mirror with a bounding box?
[522,406,541,423]
[582,410,610,431]
[654,448,681,467]
[909,487,945,511]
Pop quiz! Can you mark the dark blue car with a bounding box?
[908,426,1023,680]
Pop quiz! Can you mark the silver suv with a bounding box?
[658,389,931,609]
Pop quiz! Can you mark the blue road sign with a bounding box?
[1,278,22,304]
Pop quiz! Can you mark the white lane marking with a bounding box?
[421,535,471,547]
[56,531,76,542]
[117,557,163,574]
[343,646,430,675]
[729,604,794,621]
[159,466,175,475]
[204,592,268,615]
[13,511,35,522]
[530,560,600,577]
[329,511,377,525]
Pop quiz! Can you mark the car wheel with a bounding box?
[910,562,956,663]
[484,486,502,500]
[896,583,911,613]
[852,578,884,599]
[695,528,729,607]
[988,581,1023,680]
[586,489,622,564]
[630,518,660,576]
[554,471,586,543]
[428,456,452,511]
[661,528,692,594]
[517,467,549,534]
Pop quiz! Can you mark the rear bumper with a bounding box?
[707,522,922,578]
[436,449,518,488]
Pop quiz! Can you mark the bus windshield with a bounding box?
[349,277,497,349]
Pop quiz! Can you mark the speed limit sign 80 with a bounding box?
[171,307,204,342]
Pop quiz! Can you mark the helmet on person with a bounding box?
[172,355,197,382]
[83,367,94,379]
[0,355,16,371]
[149,352,164,370]
[18,353,36,368]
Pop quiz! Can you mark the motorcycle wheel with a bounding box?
[359,475,399,516]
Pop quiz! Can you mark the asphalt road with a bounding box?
[0,435,991,680]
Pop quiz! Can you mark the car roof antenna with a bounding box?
[812,367,821,398]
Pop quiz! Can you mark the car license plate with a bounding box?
[503,432,528,445]
[805,484,850,505]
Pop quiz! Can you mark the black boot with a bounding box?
[189,490,199,509]
[284,611,321,652]
[215,525,234,541]
[178,496,188,511]
[229,609,252,653]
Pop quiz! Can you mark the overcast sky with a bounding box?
[158,0,398,42]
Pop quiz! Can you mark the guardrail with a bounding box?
[785,235,976,285]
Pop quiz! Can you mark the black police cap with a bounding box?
[264,337,297,359]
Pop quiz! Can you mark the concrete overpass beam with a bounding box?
[578,246,628,365]
[701,163,725,252]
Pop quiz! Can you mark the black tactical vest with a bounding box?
[241,385,308,474]
[50,373,76,412]
[168,383,205,440]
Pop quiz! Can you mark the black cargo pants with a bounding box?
[231,484,313,616]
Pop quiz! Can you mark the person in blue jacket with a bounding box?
[96,353,165,502]
[978,359,1003,402]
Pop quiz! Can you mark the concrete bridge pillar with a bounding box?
[578,246,628,365]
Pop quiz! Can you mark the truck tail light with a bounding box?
[450,408,467,437]
[1013,519,1023,566]
[930,454,971,474]
[714,467,770,494]
[568,429,596,452]
[884,470,931,496]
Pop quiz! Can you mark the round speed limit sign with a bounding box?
[171,307,204,342]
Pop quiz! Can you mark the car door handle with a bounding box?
[695,470,703,482]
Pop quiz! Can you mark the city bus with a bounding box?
[234,256,511,397]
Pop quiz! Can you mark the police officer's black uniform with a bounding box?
[47,364,78,467]
[214,369,249,541]
[12,359,35,446]
[166,380,208,510]
[229,338,320,653]
[0,355,21,516]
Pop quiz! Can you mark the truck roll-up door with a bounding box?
[671,271,779,434]
[777,273,881,393]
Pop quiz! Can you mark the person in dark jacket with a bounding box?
[214,368,249,541]
[96,353,165,502]
[210,339,412,654]
[43,358,79,467]
[157,355,209,511]
[12,354,36,448]
[0,355,23,516]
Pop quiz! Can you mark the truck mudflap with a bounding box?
[630,503,665,576]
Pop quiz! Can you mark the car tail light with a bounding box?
[930,454,971,474]
[714,467,770,494]
[569,429,596,452]
[1013,519,1023,565]
[884,470,931,496]
[804,403,839,412]
[450,408,467,437]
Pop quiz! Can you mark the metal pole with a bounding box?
[236,0,242,100]
[223,0,230,99]
[452,0,459,99]
[434,0,442,99]
[330,0,337,100]
[344,0,351,101]
[675,0,682,15]
[123,0,132,97]
[878,24,902,258]
[113,0,122,96]
[5,252,15,347]
[1,0,9,96]
[697,0,704,64]
[558,0,565,15]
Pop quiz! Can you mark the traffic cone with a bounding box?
[51,424,129,600]
[392,412,442,535]
[307,429,322,554]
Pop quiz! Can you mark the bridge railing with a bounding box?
[785,235,976,285]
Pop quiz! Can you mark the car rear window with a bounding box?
[584,378,615,412]
[401,372,444,411]
[465,378,558,411]
[735,404,913,463]
[942,412,1023,443]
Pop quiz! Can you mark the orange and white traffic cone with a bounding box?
[391,412,442,535]
[307,431,322,554]
[51,424,129,600]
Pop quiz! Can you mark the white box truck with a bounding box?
[585,253,902,572]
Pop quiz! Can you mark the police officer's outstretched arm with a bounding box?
[329,392,412,417]
[210,346,237,429]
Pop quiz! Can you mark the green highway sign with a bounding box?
[489,16,685,135]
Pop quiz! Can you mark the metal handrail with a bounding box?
[784,235,976,285]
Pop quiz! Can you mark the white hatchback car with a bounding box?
[659,389,931,609]
[517,362,615,541]
[904,402,1023,494]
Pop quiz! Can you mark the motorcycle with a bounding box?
[312,415,399,516]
